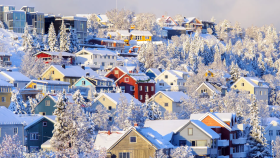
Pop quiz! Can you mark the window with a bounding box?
[191,141,196,146]
[241,83,244,86]
[43,122,47,127]
[159,95,162,98]
[120,86,125,92]
[109,117,112,121]
[165,75,168,79]
[145,86,148,92]
[110,62,114,66]
[14,128,18,135]
[269,130,273,136]
[197,140,207,146]
[140,95,143,100]
[102,62,105,66]
[201,90,203,93]
[130,86,135,91]
[240,144,244,152]
[51,71,54,74]
[1,97,6,102]
[264,91,267,95]
[260,91,262,95]
[164,103,168,107]
[82,81,86,86]
[45,100,50,106]
[139,86,142,91]
[145,36,149,40]
[188,128,193,135]
[115,70,119,74]
[130,136,136,143]
[159,83,164,86]
[30,133,39,140]
[170,82,173,85]
[108,106,112,110]
[39,112,46,116]
[119,152,130,158]
[179,140,186,146]
[125,77,129,82]
[151,86,154,91]
[108,56,111,59]
[277,130,280,136]
[14,83,18,87]
[33,85,37,89]
[103,98,105,101]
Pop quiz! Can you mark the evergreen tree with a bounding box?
[114,94,131,130]
[247,96,270,158]
[91,105,110,130]
[22,23,34,52]
[67,27,80,53]
[0,134,24,158]
[144,101,162,120]
[48,22,58,52]
[59,20,69,52]
[127,98,146,127]
[9,91,26,114]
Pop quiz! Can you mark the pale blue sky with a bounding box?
[2,0,280,30]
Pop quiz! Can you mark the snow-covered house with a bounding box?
[114,73,155,103]
[24,80,70,96]
[154,70,189,92]
[73,75,114,93]
[33,51,75,64]
[92,93,141,115]
[148,91,189,114]
[0,80,13,108]
[0,52,12,66]
[96,14,110,27]
[87,38,125,53]
[231,77,269,104]
[0,106,24,145]
[145,68,162,80]
[145,120,220,157]
[105,66,138,81]
[190,112,247,158]
[130,30,153,42]
[95,126,174,158]
[40,65,97,86]
[264,120,280,146]
[16,114,56,152]
[181,17,203,33]
[195,80,227,98]
[156,15,178,27]
[75,48,117,70]
[0,70,31,89]
[34,93,74,116]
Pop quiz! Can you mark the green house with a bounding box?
[23,115,56,152]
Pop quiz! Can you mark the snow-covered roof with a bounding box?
[35,51,75,57]
[0,52,12,56]
[117,30,131,36]
[155,70,188,80]
[0,71,30,82]
[0,106,22,125]
[196,81,225,95]
[41,139,52,149]
[188,120,220,139]
[105,66,137,77]
[44,115,56,122]
[136,127,174,149]
[77,48,117,56]
[0,80,13,87]
[232,77,269,88]
[128,73,152,82]
[27,80,70,86]
[95,93,141,105]
[43,65,97,78]
[16,114,43,129]
[150,91,189,102]
[94,131,126,150]
[97,14,109,23]
[162,26,186,30]
[93,38,125,44]
[130,30,153,36]
[183,17,196,23]
[48,94,74,103]
[146,68,161,76]
[144,120,188,141]
[107,32,118,37]
[86,75,113,82]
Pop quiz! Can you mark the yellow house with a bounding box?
[95,14,109,26]
[130,30,153,42]
[0,80,13,108]
[148,91,189,114]
[91,93,141,115]
[40,65,97,86]
[231,77,269,104]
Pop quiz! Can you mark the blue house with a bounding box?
[145,68,162,80]
[34,94,73,115]
[73,75,114,92]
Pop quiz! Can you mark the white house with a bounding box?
[0,106,24,145]
[154,70,188,92]
[0,70,31,89]
[264,119,280,146]
[75,48,117,70]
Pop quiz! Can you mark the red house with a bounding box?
[105,66,138,81]
[0,52,12,66]
[190,112,244,158]
[115,73,155,103]
[34,51,75,64]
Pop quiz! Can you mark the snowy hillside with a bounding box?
[0,28,25,67]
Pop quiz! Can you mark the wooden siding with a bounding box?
[106,67,126,81]
[34,96,56,115]
[0,92,12,108]
[109,130,156,158]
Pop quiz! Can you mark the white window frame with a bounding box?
[1,97,6,102]
[145,86,148,92]
[45,100,50,106]
[139,86,142,91]
[140,95,143,100]
[164,103,168,107]
[130,136,137,143]
[14,127,18,135]
[125,77,129,82]
[151,86,154,91]
[82,80,86,86]
[30,133,39,140]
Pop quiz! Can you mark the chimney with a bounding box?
[107,130,111,135]
[244,74,247,77]
[210,109,214,113]
[86,72,90,76]
[206,78,209,82]
[81,65,85,70]
[6,69,12,72]
[62,64,65,69]
[134,123,138,127]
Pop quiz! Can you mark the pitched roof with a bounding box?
[146,68,161,76]
[105,66,137,77]
[130,30,153,36]
[77,48,117,56]
[0,106,22,125]
[196,81,224,94]
[42,65,97,78]
[0,71,30,82]
[0,80,13,87]
[35,93,74,108]
[149,91,188,103]
[27,80,70,87]
[187,120,220,139]
[34,51,75,57]
[94,131,126,150]
[117,30,131,36]
[231,77,269,88]
[16,114,56,130]
[155,70,188,80]
[95,93,141,105]
[97,14,109,23]
[0,52,12,56]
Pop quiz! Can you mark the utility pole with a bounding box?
[116,0,117,10]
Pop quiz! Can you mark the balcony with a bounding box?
[191,147,217,155]
[218,140,229,147]
[232,152,247,158]
[232,138,247,144]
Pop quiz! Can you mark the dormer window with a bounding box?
[258,82,263,86]
[241,83,244,86]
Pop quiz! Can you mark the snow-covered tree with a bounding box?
[144,101,162,120]
[170,146,194,158]
[48,22,58,52]
[272,136,280,158]
[106,9,134,31]
[127,98,146,127]
[163,111,178,120]
[91,105,110,130]
[0,134,24,158]
[247,95,270,158]
[72,89,87,108]
[67,27,80,53]
[58,20,69,52]
[114,94,131,130]
[22,23,34,52]
[9,91,26,114]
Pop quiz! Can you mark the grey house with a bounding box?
[144,119,220,157]
[195,80,227,98]
[0,106,24,145]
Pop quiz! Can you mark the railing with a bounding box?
[218,140,229,147]
[232,138,247,144]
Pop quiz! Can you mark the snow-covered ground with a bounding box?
[0,28,25,67]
